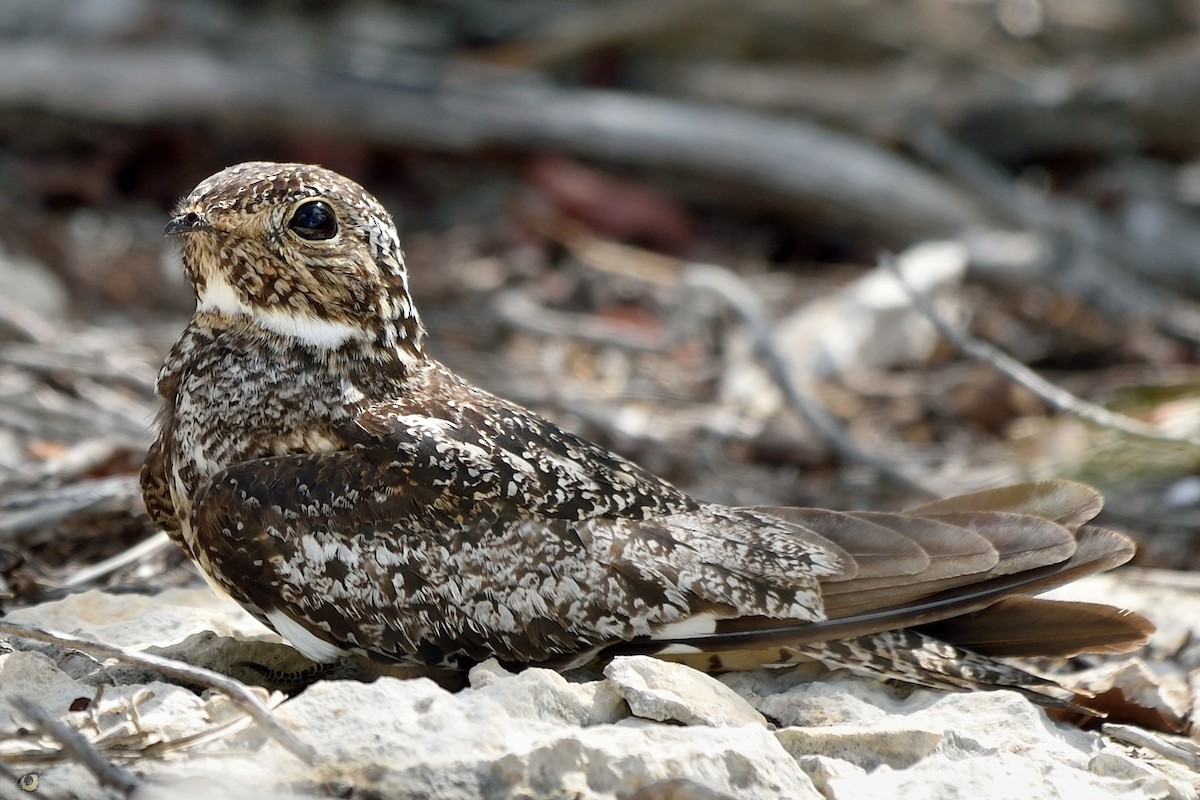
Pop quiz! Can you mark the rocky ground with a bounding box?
[1,572,1197,800]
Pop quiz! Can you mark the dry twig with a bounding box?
[0,476,142,540]
[60,532,173,589]
[0,621,316,764]
[683,262,940,497]
[880,252,1200,448]
[491,289,671,352]
[9,696,141,796]
[910,122,1200,345]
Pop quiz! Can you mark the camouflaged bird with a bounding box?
[142,161,1153,706]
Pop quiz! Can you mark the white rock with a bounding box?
[767,674,1194,800]
[719,240,966,418]
[789,753,866,799]
[604,656,768,727]
[468,659,627,726]
[721,668,915,727]
[5,587,276,649]
[0,650,92,729]
[1,588,1190,800]
[0,650,250,799]
[776,240,966,379]
[246,675,820,800]
[130,774,302,800]
[5,587,294,687]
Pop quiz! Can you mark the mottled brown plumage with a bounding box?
[143,162,1152,705]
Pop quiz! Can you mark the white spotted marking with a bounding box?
[392,414,456,436]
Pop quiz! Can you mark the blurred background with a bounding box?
[3,0,1200,601]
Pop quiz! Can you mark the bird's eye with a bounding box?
[288,200,338,241]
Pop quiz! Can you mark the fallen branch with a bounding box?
[0,343,157,397]
[0,476,142,540]
[491,289,672,352]
[61,532,173,589]
[0,44,986,239]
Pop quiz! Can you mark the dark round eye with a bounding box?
[288,200,338,241]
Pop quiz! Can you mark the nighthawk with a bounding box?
[143,161,1152,706]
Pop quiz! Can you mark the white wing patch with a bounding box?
[266,608,348,663]
[653,612,719,639]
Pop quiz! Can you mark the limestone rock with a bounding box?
[5,587,276,649]
[0,586,1192,800]
[763,675,1193,800]
[604,656,768,727]
[243,674,820,800]
[468,658,627,727]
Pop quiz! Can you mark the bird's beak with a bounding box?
[165,211,211,237]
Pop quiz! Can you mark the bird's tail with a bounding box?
[610,480,1153,711]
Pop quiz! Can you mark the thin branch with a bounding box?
[0,621,316,764]
[880,252,1200,448]
[8,696,141,796]
[682,262,941,497]
[0,343,158,396]
[0,476,142,540]
[61,532,173,589]
[491,289,672,352]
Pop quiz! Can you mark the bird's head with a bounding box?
[167,162,424,358]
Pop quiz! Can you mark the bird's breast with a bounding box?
[158,326,367,541]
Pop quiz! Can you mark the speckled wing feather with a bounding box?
[190,378,848,669]
[344,365,704,523]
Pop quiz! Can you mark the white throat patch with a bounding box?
[197,273,365,349]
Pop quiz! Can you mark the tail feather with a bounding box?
[905,480,1104,531]
[626,526,1145,654]
[818,512,1078,616]
[918,596,1154,657]
[611,480,1152,711]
